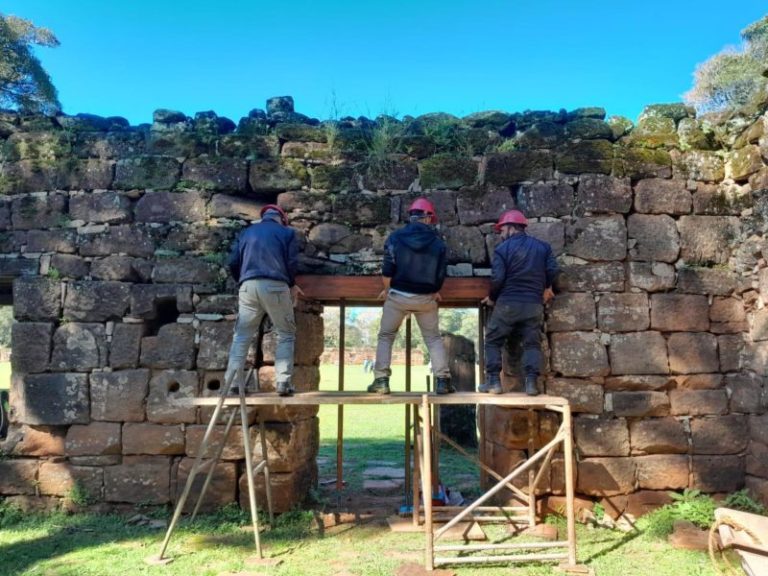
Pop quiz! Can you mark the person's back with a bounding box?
[385,222,446,295]
[230,219,297,286]
[491,233,558,305]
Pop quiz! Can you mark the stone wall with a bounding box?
[0,94,767,511]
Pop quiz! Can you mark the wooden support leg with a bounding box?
[563,405,577,567]
[259,419,274,524]
[527,409,537,527]
[413,404,421,527]
[240,389,262,557]
[422,394,434,571]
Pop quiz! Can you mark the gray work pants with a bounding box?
[224,279,296,391]
[374,291,449,380]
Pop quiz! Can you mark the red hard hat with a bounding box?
[494,209,528,232]
[260,204,288,225]
[408,197,438,223]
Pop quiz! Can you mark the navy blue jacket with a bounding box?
[383,222,447,294]
[228,219,298,286]
[490,232,559,304]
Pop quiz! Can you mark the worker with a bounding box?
[481,209,559,396]
[225,204,303,397]
[368,198,454,395]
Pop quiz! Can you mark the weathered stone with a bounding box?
[114,156,180,190]
[13,277,61,321]
[69,191,132,224]
[63,281,131,322]
[527,221,565,255]
[110,323,145,369]
[544,378,603,413]
[140,324,196,369]
[146,370,198,424]
[720,334,745,372]
[728,145,763,181]
[675,374,723,389]
[208,194,265,220]
[751,414,768,446]
[90,256,151,282]
[65,422,121,456]
[517,121,566,148]
[60,158,116,190]
[691,415,748,454]
[135,190,206,222]
[677,268,737,296]
[26,229,77,253]
[611,391,670,417]
[239,463,317,513]
[129,284,193,319]
[605,375,672,391]
[751,307,768,342]
[11,194,68,230]
[50,323,108,371]
[565,118,613,140]
[566,215,626,261]
[598,293,649,333]
[545,293,595,332]
[627,262,676,292]
[310,164,357,192]
[555,140,614,174]
[692,183,750,215]
[14,373,89,425]
[669,389,728,416]
[634,179,691,215]
[750,167,768,192]
[635,455,689,490]
[0,460,39,495]
[38,462,102,499]
[627,214,679,263]
[308,223,371,253]
[651,294,709,332]
[678,117,714,150]
[11,322,53,373]
[90,369,150,422]
[6,425,66,457]
[173,458,237,512]
[680,151,724,182]
[185,425,253,460]
[483,150,553,185]
[726,373,764,413]
[575,417,629,456]
[457,186,515,225]
[418,154,477,189]
[618,147,673,179]
[195,295,238,315]
[692,456,744,493]
[747,441,768,478]
[197,321,234,370]
[444,226,487,265]
[550,332,609,377]
[577,457,635,496]
[163,223,236,254]
[560,262,625,292]
[256,365,320,394]
[78,224,156,257]
[364,156,419,190]
[576,174,632,214]
[630,418,688,454]
[332,194,391,226]
[0,257,36,277]
[181,156,247,191]
[123,423,185,455]
[249,160,308,193]
[151,257,220,284]
[609,332,669,375]
[630,115,679,148]
[104,456,170,504]
[668,333,719,374]
[516,181,574,217]
[677,216,739,266]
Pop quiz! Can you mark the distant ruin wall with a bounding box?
[0,95,767,512]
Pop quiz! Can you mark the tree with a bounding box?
[0,13,60,114]
[684,14,768,113]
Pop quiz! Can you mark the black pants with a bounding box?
[484,301,543,377]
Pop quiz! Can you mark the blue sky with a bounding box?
[4,1,767,125]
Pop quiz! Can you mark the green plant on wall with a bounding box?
[366,116,404,165]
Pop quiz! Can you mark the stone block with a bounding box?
[135,190,206,222]
[311,163,357,192]
[527,221,565,255]
[726,373,765,414]
[555,140,615,174]
[0,460,38,495]
[114,156,180,190]
[597,293,649,332]
[181,156,247,191]
[104,456,171,504]
[140,324,196,369]
[63,281,131,322]
[576,174,632,214]
[544,378,603,413]
[239,462,317,513]
[257,365,320,394]
[575,417,629,456]
[682,150,725,182]
[677,215,738,266]
[565,215,626,261]
[545,293,595,332]
[751,308,768,342]
[110,323,145,369]
[146,370,199,424]
[611,391,670,417]
[719,334,745,372]
[561,262,625,292]
[197,321,234,370]
[650,294,709,332]
[669,389,728,416]
[69,191,132,224]
[457,186,515,225]
[443,225,487,265]
[627,261,675,293]
[747,441,768,478]
[65,422,121,456]
[13,277,61,321]
[418,153,478,189]
[249,159,308,193]
[609,332,669,375]
[173,458,237,513]
[624,490,675,518]
[483,150,553,185]
[90,256,152,282]
[728,144,763,181]
[627,214,679,263]
[577,457,635,496]
[745,476,768,506]
[516,181,574,217]
[50,323,108,372]
[634,179,691,214]
[677,268,737,296]
[363,156,419,191]
[692,182,750,215]
[675,374,723,389]
[90,369,150,422]
[691,456,744,493]
[78,224,156,258]
[332,194,391,226]
[129,284,193,319]
[37,462,102,498]
[604,375,672,391]
[691,415,748,455]
[550,332,609,377]
[26,229,77,253]
[7,425,66,456]
[123,423,185,455]
[14,373,89,425]
[635,455,689,490]
[11,322,53,373]
[185,425,252,460]
[668,333,719,374]
[751,414,768,445]
[11,194,68,230]
[208,194,264,220]
[630,418,688,454]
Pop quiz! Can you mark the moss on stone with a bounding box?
[275,123,327,143]
[616,147,673,179]
[310,164,358,192]
[515,122,566,148]
[419,153,477,189]
[565,118,614,140]
[554,140,615,175]
[628,116,679,149]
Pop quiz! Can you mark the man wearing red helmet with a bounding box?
[224,204,303,397]
[481,209,559,396]
[368,197,454,395]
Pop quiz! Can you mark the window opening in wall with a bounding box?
[145,297,180,336]
[0,301,13,439]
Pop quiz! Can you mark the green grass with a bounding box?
[0,361,10,390]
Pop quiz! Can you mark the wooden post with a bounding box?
[422,394,434,570]
[563,404,577,567]
[527,409,537,527]
[336,301,346,495]
[478,305,487,488]
[412,404,421,527]
[405,316,412,510]
[239,388,262,557]
[259,419,274,524]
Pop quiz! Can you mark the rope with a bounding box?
[708,515,764,576]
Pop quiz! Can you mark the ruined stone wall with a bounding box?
[0,95,766,511]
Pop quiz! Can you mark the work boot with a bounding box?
[435,377,455,395]
[276,381,294,397]
[367,376,391,395]
[524,374,539,396]
[479,373,502,394]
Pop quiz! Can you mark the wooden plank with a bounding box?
[715,508,768,576]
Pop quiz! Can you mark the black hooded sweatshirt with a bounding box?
[382,222,447,294]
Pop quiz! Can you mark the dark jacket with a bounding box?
[490,232,559,304]
[382,222,446,294]
[228,219,298,286]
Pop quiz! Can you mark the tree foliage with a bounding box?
[0,13,60,114]
[684,14,768,113]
